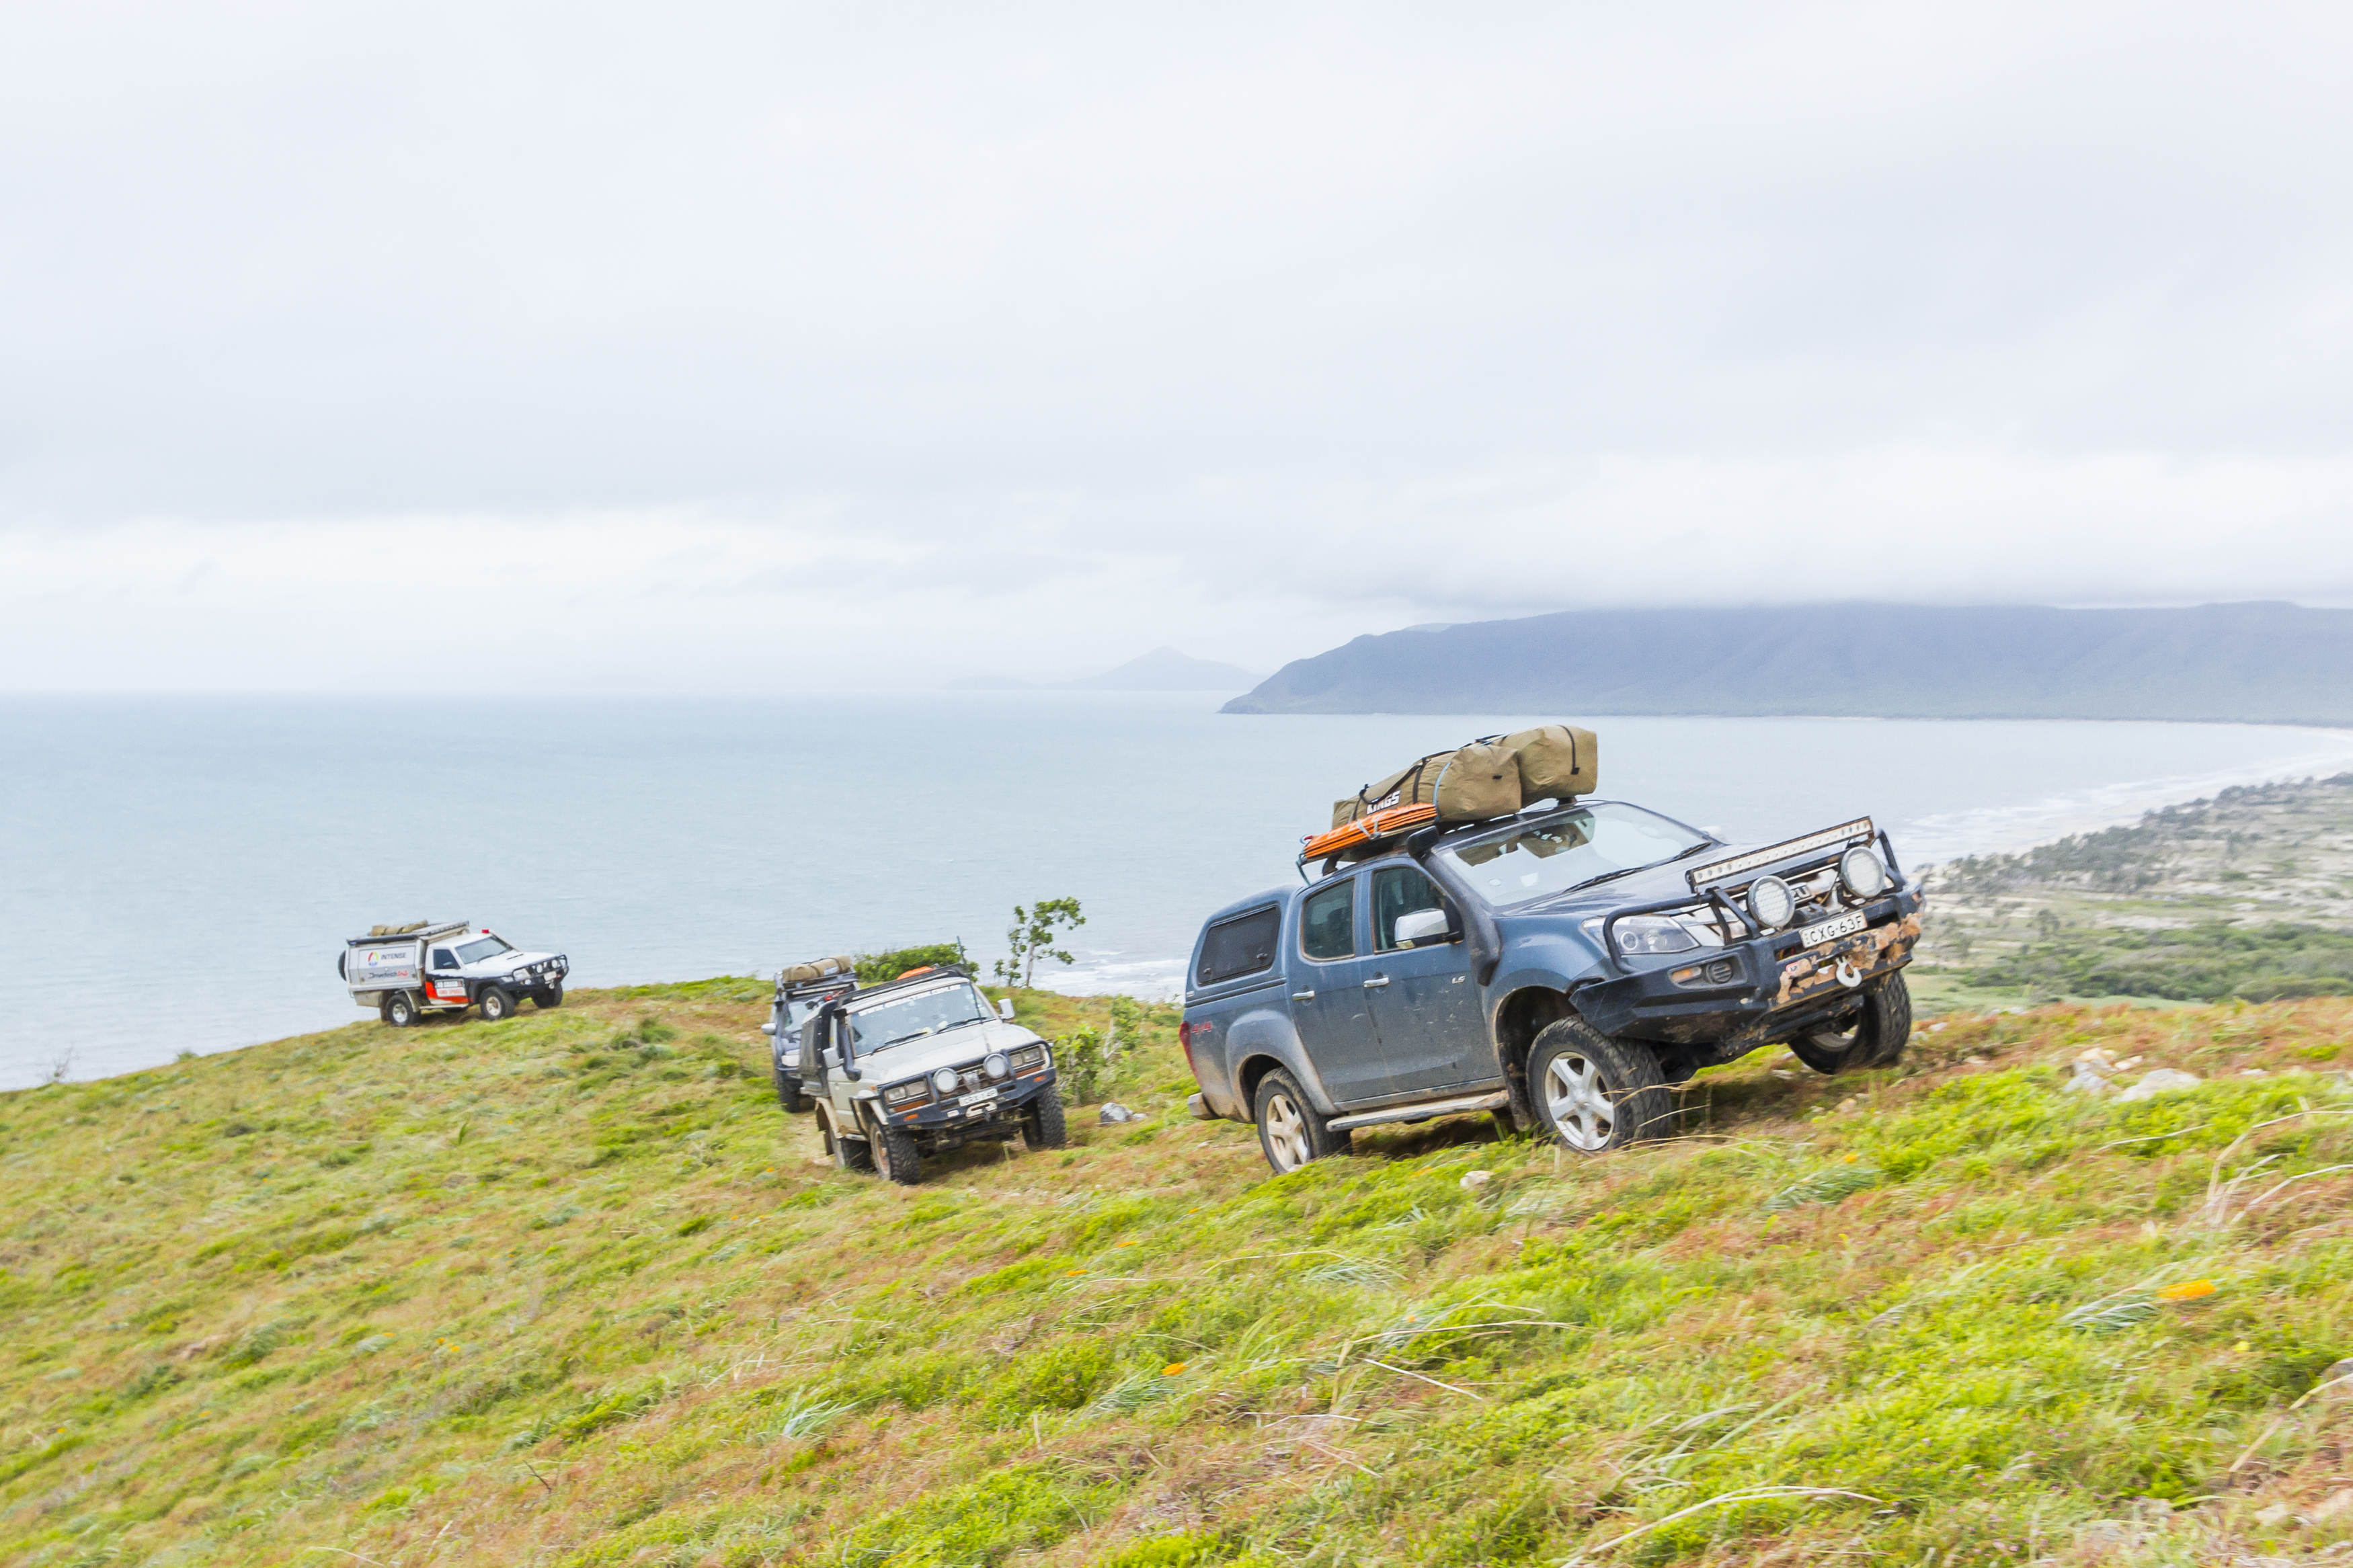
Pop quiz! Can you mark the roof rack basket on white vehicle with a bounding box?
[348,920,471,945]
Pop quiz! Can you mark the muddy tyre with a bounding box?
[478,987,514,1022]
[773,1065,807,1115]
[382,992,417,1028]
[1528,1018,1673,1154]
[820,1106,873,1172]
[1253,1069,1348,1175]
[536,984,564,1009]
[872,1120,923,1186]
[1788,972,1913,1075]
[1023,1084,1068,1149]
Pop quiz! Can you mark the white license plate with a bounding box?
[958,1087,998,1108]
[1798,911,1868,949]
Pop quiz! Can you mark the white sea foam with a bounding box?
[1896,729,2353,868]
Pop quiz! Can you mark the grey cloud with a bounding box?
[3,2,2351,687]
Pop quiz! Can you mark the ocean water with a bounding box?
[5,694,2352,1090]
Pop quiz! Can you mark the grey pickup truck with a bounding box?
[1178,802,1921,1173]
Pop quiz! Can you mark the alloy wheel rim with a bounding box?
[1811,1021,1865,1059]
[1544,1053,1616,1151]
[1265,1094,1310,1171]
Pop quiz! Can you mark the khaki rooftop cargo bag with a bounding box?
[1504,724,1598,803]
[1326,723,1601,834]
[1433,740,1522,821]
[1332,749,1466,828]
[782,954,855,986]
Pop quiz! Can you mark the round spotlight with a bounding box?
[1747,874,1796,931]
[930,1065,960,1095]
[984,1052,1011,1080]
[1839,845,1888,900]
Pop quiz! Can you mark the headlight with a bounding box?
[1747,874,1796,931]
[1010,1044,1047,1071]
[1613,915,1700,955]
[1839,845,1888,900]
[884,1079,931,1106]
[984,1052,1010,1080]
[930,1066,961,1095]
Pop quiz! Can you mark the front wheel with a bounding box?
[477,987,515,1023]
[536,983,564,1009]
[1529,1018,1672,1154]
[382,992,417,1028]
[773,1065,807,1115]
[1788,972,1913,1075]
[1022,1084,1068,1149]
[1253,1069,1347,1175]
[871,1116,924,1186]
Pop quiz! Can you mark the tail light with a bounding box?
[1178,1020,1206,1077]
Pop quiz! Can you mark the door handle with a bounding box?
[1291,991,1316,1001]
[1362,975,1390,989]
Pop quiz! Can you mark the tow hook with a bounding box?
[1835,958,1862,989]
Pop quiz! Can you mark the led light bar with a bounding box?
[1686,818,1874,890]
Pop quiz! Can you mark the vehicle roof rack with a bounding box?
[850,964,973,997]
[348,920,471,946]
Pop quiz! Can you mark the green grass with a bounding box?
[1962,921,2353,1003]
[1,986,2350,1565]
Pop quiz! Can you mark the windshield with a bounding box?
[1437,802,1712,909]
[455,935,513,964]
[846,982,990,1053]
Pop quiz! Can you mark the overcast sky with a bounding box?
[4,2,2350,691]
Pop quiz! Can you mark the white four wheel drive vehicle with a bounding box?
[341,921,571,1026]
[762,955,859,1116]
[798,967,1066,1186]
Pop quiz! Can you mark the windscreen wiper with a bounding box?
[1582,839,1722,889]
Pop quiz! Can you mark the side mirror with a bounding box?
[760,1019,777,1036]
[997,997,1015,1021]
[1394,907,1454,947]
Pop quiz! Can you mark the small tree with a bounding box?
[994,897,1086,989]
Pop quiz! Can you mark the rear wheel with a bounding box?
[1788,972,1913,1074]
[1253,1069,1348,1175]
[1529,1018,1673,1154]
[536,983,564,1009]
[382,992,416,1028]
[820,1106,873,1172]
[478,987,515,1023]
[1022,1084,1068,1149]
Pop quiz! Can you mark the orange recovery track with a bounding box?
[1300,802,1438,863]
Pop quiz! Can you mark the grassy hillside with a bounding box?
[3,984,2350,1566]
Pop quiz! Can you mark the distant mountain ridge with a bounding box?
[949,645,1261,692]
[1222,603,2353,724]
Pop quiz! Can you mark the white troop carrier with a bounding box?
[340,920,569,1026]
